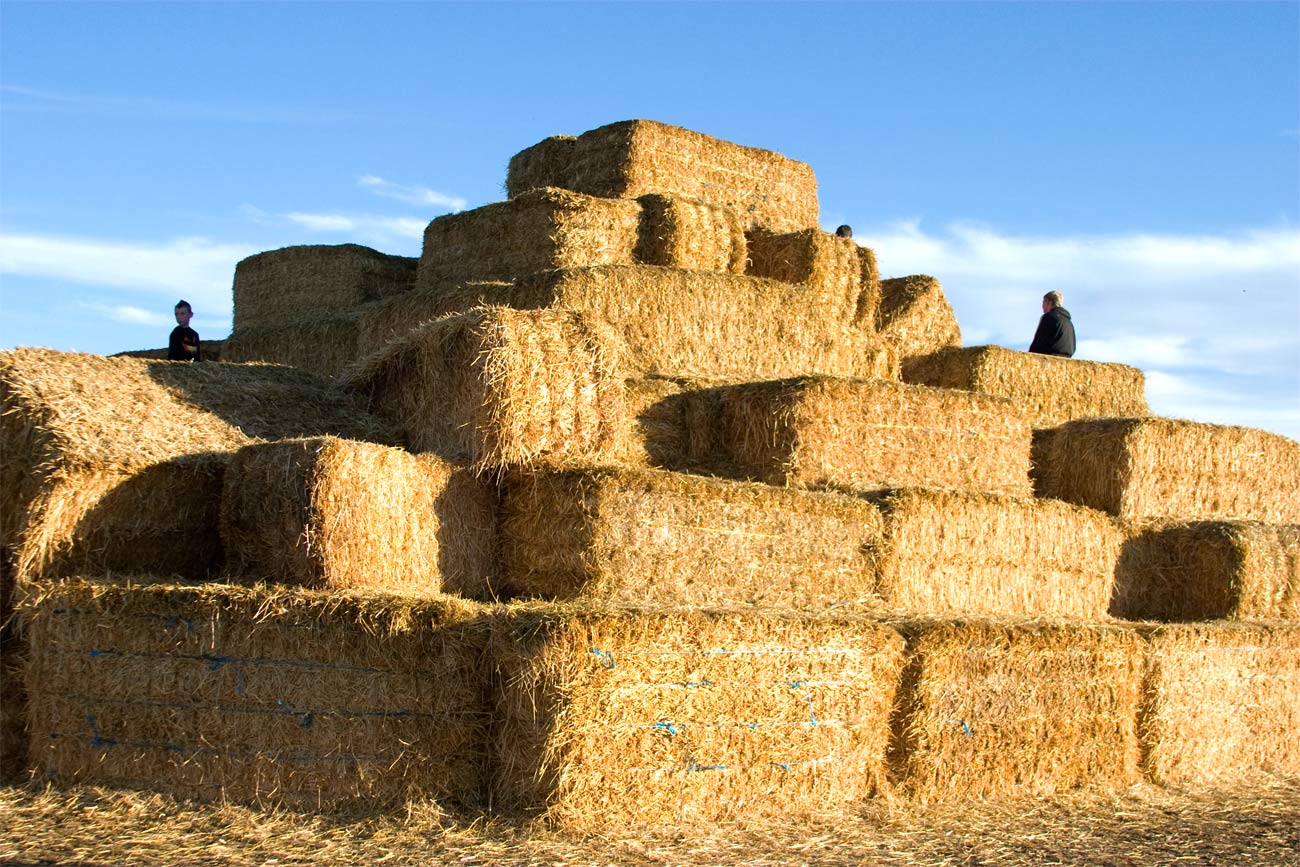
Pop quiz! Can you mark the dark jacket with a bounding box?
[168,326,201,361]
[1029,306,1075,357]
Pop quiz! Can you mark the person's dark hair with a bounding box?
[834,225,853,239]
[175,299,192,311]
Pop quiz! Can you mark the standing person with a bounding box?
[1028,290,1075,358]
[835,224,853,240]
[168,299,201,361]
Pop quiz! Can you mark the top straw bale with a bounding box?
[506,120,819,234]
[877,276,961,360]
[233,244,417,331]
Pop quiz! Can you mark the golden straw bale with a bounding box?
[707,376,1032,496]
[877,275,961,360]
[221,437,497,597]
[1115,521,1299,621]
[892,619,1143,802]
[356,280,513,352]
[621,373,736,472]
[1140,622,1300,787]
[113,340,224,362]
[222,313,360,379]
[506,119,819,233]
[499,467,885,608]
[868,489,1123,618]
[345,306,630,472]
[1037,418,1300,524]
[635,193,747,274]
[1,349,391,581]
[854,245,881,328]
[233,244,416,331]
[18,580,489,810]
[416,188,642,291]
[490,605,905,827]
[903,345,1148,428]
[746,229,866,327]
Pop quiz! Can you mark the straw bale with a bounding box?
[892,619,1143,802]
[1114,521,1299,621]
[707,376,1032,496]
[621,373,734,472]
[416,188,642,291]
[1140,622,1300,787]
[499,467,885,608]
[221,437,498,597]
[345,306,630,472]
[877,276,961,360]
[854,245,881,328]
[223,313,360,379]
[19,580,489,810]
[356,280,512,351]
[903,345,1148,428]
[490,605,905,827]
[233,244,416,331]
[506,119,819,233]
[746,230,866,326]
[113,340,224,362]
[635,193,747,274]
[1036,418,1300,524]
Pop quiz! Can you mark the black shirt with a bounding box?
[168,325,201,361]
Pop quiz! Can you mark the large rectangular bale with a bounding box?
[233,244,416,331]
[892,620,1143,802]
[870,489,1123,618]
[903,345,1148,428]
[506,120,819,234]
[345,306,630,471]
[221,437,497,597]
[708,376,1032,496]
[1,349,390,582]
[499,467,885,608]
[877,275,961,360]
[19,581,489,810]
[1037,418,1300,524]
[746,229,869,327]
[417,188,642,290]
[222,314,361,379]
[1115,521,1299,621]
[490,606,905,827]
[634,193,747,274]
[1140,623,1300,787]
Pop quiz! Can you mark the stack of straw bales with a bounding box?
[877,275,961,361]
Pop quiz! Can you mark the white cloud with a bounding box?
[280,211,427,241]
[284,212,357,232]
[83,303,171,327]
[358,175,466,211]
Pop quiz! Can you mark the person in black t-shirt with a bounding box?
[168,299,201,361]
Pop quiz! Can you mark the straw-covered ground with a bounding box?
[1,780,1297,866]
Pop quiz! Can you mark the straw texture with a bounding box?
[114,340,225,362]
[223,313,361,379]
[635,193,747,274]
[490,605,905,828]
[746,230,867,327]
[877,276,961,360]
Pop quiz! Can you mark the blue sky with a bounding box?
[2,1,1297,438]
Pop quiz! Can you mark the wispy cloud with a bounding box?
[80,303,171,328]
[0,83,353,124]
[359,175,466,211]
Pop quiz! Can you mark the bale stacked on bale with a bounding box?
[1036,418,1300,524]
[621,373,733,472]
[854,246,881,328]
[634,193,747,274]
[416,188,642,291]
[490,605,905,827]
[0,349,391,582]
[1115,521,1299,622]
[891,620,1143,802]
[505,119,819,233]
[704,376,1032,496]
[877,275,961,360]
[902,345,1148,428]
[1140,623,1300,786]
[345,306,629,472]
[233,244,416,331]
[746,230,868,326]
[867,489,1123,618]
[222,313,360,379]
[499,467,884,608]
[221,437,497,597]
[19,580,489,810]
[356,280,513,351]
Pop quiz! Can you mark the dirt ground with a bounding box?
[1,780,1298,867]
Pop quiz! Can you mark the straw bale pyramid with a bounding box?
[4,119,1298,825]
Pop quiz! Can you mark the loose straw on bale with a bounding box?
[1036,418,1300,524]
[18,580,490,811]
[1115,520,1299,622]
[877,276,961,361]
[113,340,225,362]
[498,466,885,608]
[223,313,361,379]
[1139,622,1300,787]
[232,244,416,331]
[490,604,905,828]
[506,119,819,234]
[891,619,1143,803]
[344,306,630,472]
[746,229,867,328]
[356,280,513,353]
[221,437,497,597]
[903,345,1148,429]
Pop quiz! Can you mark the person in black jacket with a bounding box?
[1028,291,1075,357]
[167,299,201,361]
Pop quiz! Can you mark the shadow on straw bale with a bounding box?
[746,229,865,327]
[223,314,361,379]
[877,276,961,361]
[113,339,225,362]
[888,619,1143,803]
[489,604,905,828]
[635,193,747,274]
[506,119,819,233]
